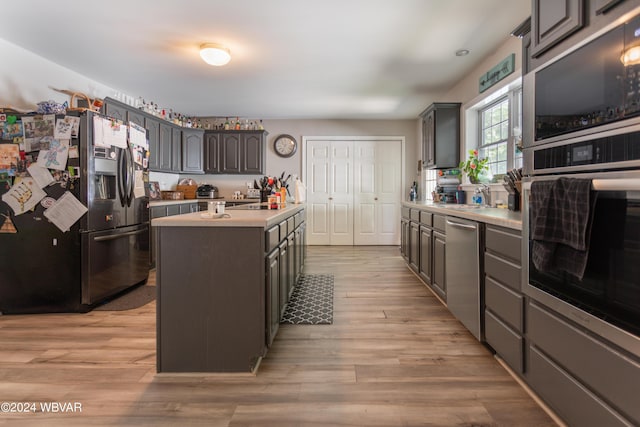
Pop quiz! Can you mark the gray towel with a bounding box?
[530,178,596,280]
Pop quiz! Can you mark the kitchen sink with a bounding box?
[441,204,485,209]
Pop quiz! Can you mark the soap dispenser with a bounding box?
[472,188,483,205]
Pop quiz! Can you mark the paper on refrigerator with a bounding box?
[1,178,47,215]
[27,164,55,188]
[133,169,146,198]
[43,191,88,232]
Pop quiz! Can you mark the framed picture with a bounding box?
[146,181,161,200]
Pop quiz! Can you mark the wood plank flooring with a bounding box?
[0,246,557,426]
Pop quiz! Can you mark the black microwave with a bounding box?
[534,14,640,141]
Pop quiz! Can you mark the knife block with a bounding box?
[508,193,520,211]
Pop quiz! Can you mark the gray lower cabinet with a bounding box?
[431,221,446,300]
[266,247,280,348]
[483,225,524,374]
[526,301,640,426]
[156,206,305,373]
[401,208,445,301]
[400,217,410,262]
[279,238,289,316]
[418,225,432,285]
[265,210,306,347]
[409,221,420,273]
[157,225,265,372]
[149,202,198,268]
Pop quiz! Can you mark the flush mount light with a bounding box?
[455,49,470,57]
[199,43,231,66]
[621,46,640,66]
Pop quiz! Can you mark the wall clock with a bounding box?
[274,134,297,158]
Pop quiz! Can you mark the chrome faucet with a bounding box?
[479,184,491,207]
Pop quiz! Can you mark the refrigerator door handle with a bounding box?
[116,147,126,207]
[127,145,135,207]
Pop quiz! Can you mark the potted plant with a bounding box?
[459,149,488,184]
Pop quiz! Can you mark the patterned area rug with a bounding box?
[281,274,334,325]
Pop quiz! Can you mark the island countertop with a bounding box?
[151,203,305,228]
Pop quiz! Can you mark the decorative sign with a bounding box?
[479,53,515,93]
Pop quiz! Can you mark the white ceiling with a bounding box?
[0,0,530,119]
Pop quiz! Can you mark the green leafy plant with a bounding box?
[459,149,488,183]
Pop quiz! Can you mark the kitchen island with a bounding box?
[152,203,305,373]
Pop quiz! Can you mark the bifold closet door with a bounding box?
[306,139,401,246]
[306,140,354,245]
[354,141,402,245]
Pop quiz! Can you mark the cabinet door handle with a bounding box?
[374,197,378,201]
[329,197,333,201]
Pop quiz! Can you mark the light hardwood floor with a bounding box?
[0,246,556,426]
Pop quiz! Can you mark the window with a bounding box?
[478,86,522,179]
[424,169,437,201]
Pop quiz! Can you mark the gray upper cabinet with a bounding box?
[204,131,220,173]
[128,109,145,128]
[102,98,265,175]
[530,0,585,58]
[159,122,173,171]
[182,129,204,174]
[242,132,264,174]
[104,102,127,122]
[145,117,161,171]
[591,0,626,17]
[220,131,267,175]
[420,103,461,170]
[221,133,242,173]
[171,127,182,173]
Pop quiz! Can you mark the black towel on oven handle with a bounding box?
[530,177,596,280]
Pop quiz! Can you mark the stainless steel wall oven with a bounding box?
[522,10,640,356]
[523,172,640,354]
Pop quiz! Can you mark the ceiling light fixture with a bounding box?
[621,46,640,66]
[455,49,470,57]
[199,43,231,66]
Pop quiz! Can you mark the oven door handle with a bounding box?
[591,178,640,191]
[524,178,640,192]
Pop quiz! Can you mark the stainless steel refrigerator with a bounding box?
[0,111,149,313]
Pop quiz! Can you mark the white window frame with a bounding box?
[462,79,523,185]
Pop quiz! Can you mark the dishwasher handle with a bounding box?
[446,218,477,230]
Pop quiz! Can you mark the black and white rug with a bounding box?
[281,274,334,325]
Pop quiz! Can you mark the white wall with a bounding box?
[425,35,524,204]
[1,38,418,199]
[0,39,116,111]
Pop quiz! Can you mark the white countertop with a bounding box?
[152,203,304,228]
[149,198,260,207]
[403,201,522,230]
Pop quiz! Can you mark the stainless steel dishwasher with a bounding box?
[445,216,482,340]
